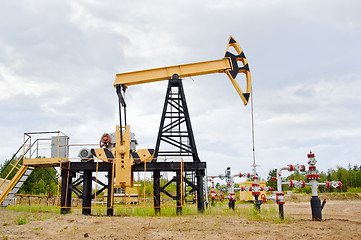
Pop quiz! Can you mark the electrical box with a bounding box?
[51,136,69,158]
[239,181,267,201]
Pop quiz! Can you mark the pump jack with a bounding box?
[102,35,252,214]
[1,36,251,215]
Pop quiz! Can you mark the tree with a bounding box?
[19,167,58,195]
[0,158,23,180]
[1,157,58,195]
[266,169,277,190]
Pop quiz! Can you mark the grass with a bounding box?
[7,204,59,213]
[16,214,27,225]
[0,232,8,240]
[4,201,288,223]
[2,205,58,226]
[203,202,288,223]
[347,187,361,193]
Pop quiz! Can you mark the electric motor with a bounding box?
[78,148,93,161]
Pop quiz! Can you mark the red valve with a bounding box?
[288,164,294,171]
[260,194,267,203]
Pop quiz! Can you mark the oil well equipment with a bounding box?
[0,36,251,215]
[267,151,343,220]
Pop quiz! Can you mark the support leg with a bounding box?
[107,169,114,216]
[60,164,73,214]
[176,171,182,215]
[82,171,92,215]
[196,170,204,213]
[153,171,161,215]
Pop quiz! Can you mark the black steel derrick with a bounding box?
[152,74,206,214]
[154,74,200,162]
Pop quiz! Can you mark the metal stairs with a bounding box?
[0,136,33,208]
[0,131,69,208]
[0,165,34,208]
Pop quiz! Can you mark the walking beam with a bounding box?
[114,36,251,105]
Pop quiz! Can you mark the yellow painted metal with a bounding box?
[115,125,133,188]
[91,149,111,163]
[133,149,154,163]
[0,145,31,189]
[23,158,67,167]
[114,35,252,105]
[115,59,231,87]
[0,165,28,205]
[90,125,154,188]
[224,36,252,105]
[239,181,267,201]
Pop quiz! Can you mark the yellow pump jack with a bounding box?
[1,36,250,211]
[92,36,251,189]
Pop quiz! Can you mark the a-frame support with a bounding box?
[153,74,205,214]
[154,74,200,160]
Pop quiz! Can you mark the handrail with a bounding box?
[0,140,38,188]
[0,136,31,176]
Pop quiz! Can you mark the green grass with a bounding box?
[7,204,59,213]
[345,188,361,193]
[238,205,289,223]
[5,201,287,223]
[204,202,290,223]
[91,203,198,217]
[16,214,27,225]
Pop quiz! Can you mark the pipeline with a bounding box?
[268,152,342,220]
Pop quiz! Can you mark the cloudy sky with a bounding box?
[1,0,360,179]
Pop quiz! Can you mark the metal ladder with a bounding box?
[0,166,34,208]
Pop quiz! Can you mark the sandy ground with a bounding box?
[1,200,360,240]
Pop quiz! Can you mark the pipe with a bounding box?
[204,176,210,207]
[321,199,326,211]
[277,166,290,192]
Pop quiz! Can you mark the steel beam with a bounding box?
[132,162,206,172]
[115,59,231,87]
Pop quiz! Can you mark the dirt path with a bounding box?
[1,200,360,240]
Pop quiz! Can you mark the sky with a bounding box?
[0,0,360,180]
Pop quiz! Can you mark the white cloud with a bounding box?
[0,0,360,180]
[0,64,54,99]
